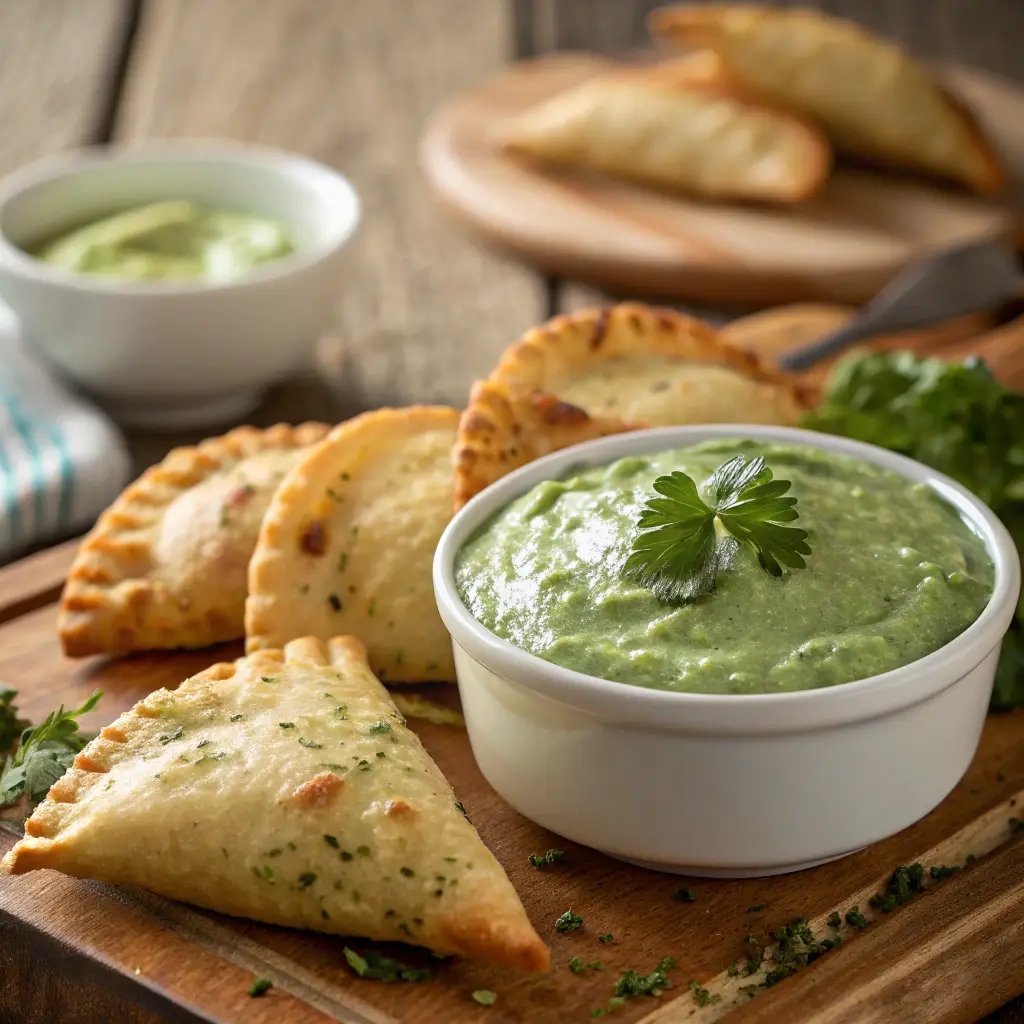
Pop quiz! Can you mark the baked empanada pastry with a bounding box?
[246,407,459,682]
[500,58,830,203]
[489,304,808,428]
[59,423,330,658]
[649,4,1005,194]
[453,380,639,510]
[3,635,549,972]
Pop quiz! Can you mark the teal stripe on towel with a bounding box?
[0,389,23,549]
[0,386,47,545]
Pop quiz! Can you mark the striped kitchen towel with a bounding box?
[0,302,130,564]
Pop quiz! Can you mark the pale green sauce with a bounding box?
[455,440,994,694]
[34,200,294,282]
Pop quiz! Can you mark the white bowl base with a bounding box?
[99,387,264,430]
[603,848,864,879]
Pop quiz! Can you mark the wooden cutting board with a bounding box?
[421,53,1024,306]
[2,541,1024,1020]
[2,314,1024,1024]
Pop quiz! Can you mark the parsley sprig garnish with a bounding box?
[622,455,811,603]
[0,691,102,812]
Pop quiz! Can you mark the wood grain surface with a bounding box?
[0,0,125,177]
[2,536,1024,1023]
[421,51,1024,306]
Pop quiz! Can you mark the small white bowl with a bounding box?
[0,142,360,429]
[434,425,1021,878]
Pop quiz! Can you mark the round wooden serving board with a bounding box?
[421,53,1024,306]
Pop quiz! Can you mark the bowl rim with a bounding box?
[433,424,1021,735]
[0,139,361,296]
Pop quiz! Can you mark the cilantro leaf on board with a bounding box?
[0,691,102,811]
[622,455,811,603]
[0,685,26,756]
[343,947,431,983]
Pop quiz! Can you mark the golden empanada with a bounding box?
[489,304,808,428]
[59,423,330,658]
[500,57,830,203]
[453,380,639,510]
[649,4,1005,194]
[4,635,549,972]
[246,407,458,682]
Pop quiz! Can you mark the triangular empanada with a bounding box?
[453,380,640,510]
[489,303,809,428]
[59,423,330,657]
[649,4,1005,194]
[3,635,549,972]
[245,407,459,682]
[500,57,830,203]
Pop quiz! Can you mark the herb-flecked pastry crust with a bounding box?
[3,635,549,972]
[648,4,1005,194]
[501,56,831,203]
[59,423,330,658]
[453,380,640,510]
[488,304,809,429]
[246,407,459,682]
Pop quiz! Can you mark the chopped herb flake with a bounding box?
[343,947,431,983]
[328,593,342,612]
[599,933,614,944]
[472,990,497,1006]
[279,722,295,729]
[673,888,695,903]
[869,863,925,913]
[248,977,273,998]
[528,848,566,869]
[400,866,415,877]
[324,835,340,849]
[688,980,720,1007]
[826,911,842,928]
[229,714,244,722]
[846,906,868,929]
[298,873,317,889]
[298,738,323,749]
[930,864,962,881]
[746,904,766,913]
[368,720,392,736]
[555,910,584,932]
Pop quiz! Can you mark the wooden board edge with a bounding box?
[0,538,79,626]
[718,836,1024,1024]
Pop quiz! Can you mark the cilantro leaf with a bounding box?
[343,947,430,983]
[0,685,26,755]
[0,691,102,810]
[622,456,810,603]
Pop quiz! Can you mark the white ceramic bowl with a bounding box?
[0,142,360,429]
[434,425,1021,878]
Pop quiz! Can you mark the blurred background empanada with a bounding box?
[499,57,831,204]
[650,4,1005,194]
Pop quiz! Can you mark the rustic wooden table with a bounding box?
[3,1,1023,1021]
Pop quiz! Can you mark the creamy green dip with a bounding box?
[455,440,994,694]
[35,200,294,282]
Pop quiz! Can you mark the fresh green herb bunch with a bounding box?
[0,691,102,811]
[803,350,1024,708]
